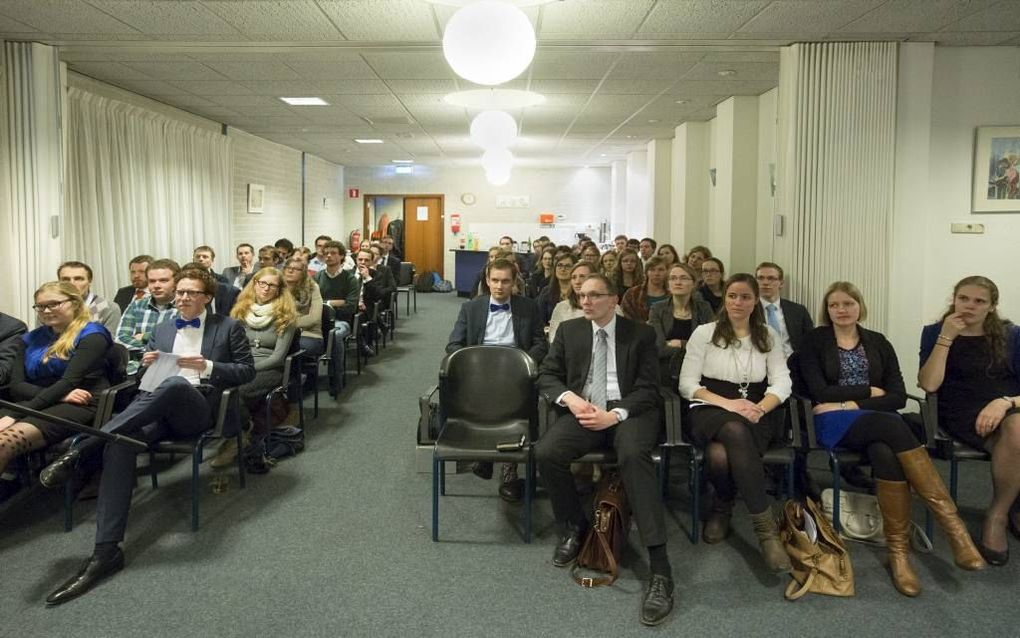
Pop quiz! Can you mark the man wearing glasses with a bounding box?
[39,266,255,605]
[754,262,813,361]
[115,259,181,374]
[535,273,673,627]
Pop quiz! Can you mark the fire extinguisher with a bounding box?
[450,214,461,234]
[349,229,361,252]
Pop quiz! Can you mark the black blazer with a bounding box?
[798,325,906,412]
[382,255,402,283]
[648,296,715,378]
[0,312,27,386]
[446,294,548,363]
[538,315,661,419]
[780,298,814,353]
[113,285,142,312]
[210,284,240,317]
[221,266,254,289]
[364,266,397,308]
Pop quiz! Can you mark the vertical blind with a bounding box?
[776,42,898,330]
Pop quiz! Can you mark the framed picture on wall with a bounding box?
[247,183,265,214]
[972,126,1020,213]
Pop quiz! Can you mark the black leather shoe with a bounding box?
[977,542,1009,567]
[45,549,124,606]
[498,479,524,503]
[640,574,675,627]
[39,449,81,489]
[552,523,587,567]
[471,462,493,480]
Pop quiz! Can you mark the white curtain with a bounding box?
[64,87,232,302]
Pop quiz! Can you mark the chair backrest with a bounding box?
[439,345,538,429]
[398,262,415,286]
[320,303,336,336]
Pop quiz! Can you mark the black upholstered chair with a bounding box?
[432,345,539,542]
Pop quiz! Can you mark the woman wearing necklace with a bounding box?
[621,256,669,323]
[800,282,985,596]
[678,273,792,571]
[649,263,714,382]
[229,267,297,472]
[919,275,1020,566]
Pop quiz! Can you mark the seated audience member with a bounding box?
[378,234,402,282]
[183,261,239,317]
[527,247,555,298]
[39,267,255,605]
[538,253,578,325]
[626,237,640,252]
[296,246,312,262]
[613,234,628,253]
[447,257,547,502]
[535,274,673,626]
[0,312,28,385]
[115,259,180,372]
[274,238,295,266]
[599,250,618,276]
[678,273,792,571]
[638,237,657,266]
[230,268,297,469]
[192,245,228,284]
[657,244,680,268]
[548,262,596,343]
[755,262,814,366]
[800,281,985,596]
[498,236,515,252]
[580,244,601,267]
[222,243,256,290]
[610,248,644,295]
[355,248,397,355]
[621,256,669,323]
[113,254,152,312]
[649,263,714,382]
[257,245,277,270]
[314,241,360,395]
[685,245,712,275]
[697,257,726,313]
[283,257,324,360]
[0,283,116,477]
[919,275,1020,566]
[471,247,507,298]
[58,261,121,334]
[307,235,332,274]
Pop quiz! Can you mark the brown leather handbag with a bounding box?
[780,498,855,600]
[572,472,631,587]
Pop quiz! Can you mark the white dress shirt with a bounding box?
[678,321,792,402]
[760,298,793,358]
[482,296,516,346]
[171,310,214,385]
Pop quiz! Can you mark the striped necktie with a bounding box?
[589,328,608,409]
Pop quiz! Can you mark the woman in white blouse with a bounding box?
[678,273,792,572]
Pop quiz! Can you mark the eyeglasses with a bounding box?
[756,276,781,283]
[284,266,304,273]
[255,280,280,290]
[701,269,721,274]
[555,263,573,269]
[669,276,694,283]
[578,292,611,301]
[33,299,70,312]
[175,289,206,298]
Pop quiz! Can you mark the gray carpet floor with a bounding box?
[0,291,1015,637]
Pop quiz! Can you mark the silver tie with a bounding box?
[590,328,608,409]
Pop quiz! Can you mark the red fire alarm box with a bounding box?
[539,213,555,225]
[347,188,360,198]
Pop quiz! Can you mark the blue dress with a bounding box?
[814,343,872,449]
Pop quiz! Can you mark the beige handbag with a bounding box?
[780,498,855,600]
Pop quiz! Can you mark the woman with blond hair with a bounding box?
[283,257,324,360]
[0,282,117,476]
[800,281,985,596]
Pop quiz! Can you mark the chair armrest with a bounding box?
[211,387,236,438]
[905,392,940,447]
[657,387,684,446]
[281,349,306,387]
[94,379,139,426]
[789,394,814,449]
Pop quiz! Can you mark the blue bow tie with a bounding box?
[175,317,201,330]
[489,303,510,312]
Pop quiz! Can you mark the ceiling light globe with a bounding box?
[481,147,514,174]
[469,110,518,149]
[443,0,536,86]
[485,167,512,186]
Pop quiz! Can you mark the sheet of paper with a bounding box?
[138,352,182,392]
[416,206,429,221]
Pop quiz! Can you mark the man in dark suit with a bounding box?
[113,254,153,312]
[379,235,402,282]
[535,273,673,627]
[447,258,547,501]
[755,261,814,359]
[0,312,27,386]
[39,266,255,606]
[221,243,256,289]
[184,261,239,317]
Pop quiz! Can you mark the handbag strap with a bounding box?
[571,530,620,588]
[784,568,817,601]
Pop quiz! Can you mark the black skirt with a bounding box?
[686,378,782,455]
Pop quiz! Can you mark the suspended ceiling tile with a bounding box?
[700,51,782,63]
[67,61,151,80]
[317,0,438,41]
[638,1,771,34]
[610,53,700,80]
[47,32,151,40]
[406,108,467,126]
[167,80,256,96]
[361,51,453,80]
[161,94,220,109]
[527,79,602,94]
[207,94,289,108]
[530,52,620,79]
[122,61,228,80]
[0,14,39,32]
[231,104,299,117]
[204,59,299,81]
[585,93,659,114]
[110,79,194,96]
[949,1,1020,31]
[682,61,778,82]
[284,59,379,80]
[736,1,884,34]
[0,0,140,34]
[600,79,676,94]
[538,0,655,38]
[671,79,777,96]
[324,79,394,94]
[331,94,405,108]
[387,79,460,95]
[837,0,1001,33]
[242,80,367,95]
[87,0,242,36]
[202,0,342,40]
[909,31,1020,44]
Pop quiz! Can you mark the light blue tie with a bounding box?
[589,329,608,410]
[766,303,781,334]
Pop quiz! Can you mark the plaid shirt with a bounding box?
[116,293,177,352]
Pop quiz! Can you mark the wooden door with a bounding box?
[403,196,444,276]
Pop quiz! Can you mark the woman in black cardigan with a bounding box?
[799,282,984,597]
[648,263,715,382]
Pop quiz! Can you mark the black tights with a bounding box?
[705,420,769,514]
[837,412,920,481]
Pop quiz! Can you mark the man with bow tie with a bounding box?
[446,258,547,501]
[38,266,255,605]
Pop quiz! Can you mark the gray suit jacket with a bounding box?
[446,294,548,363]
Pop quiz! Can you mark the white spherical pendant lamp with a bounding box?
[470,110,518,150]
[482,147,514,174]
[442,0,537,86]
[486,167,512,186]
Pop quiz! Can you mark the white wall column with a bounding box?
[625,150,648,239]
[670,121,710,253]
[647,138,673,243]
[710,96,759,273]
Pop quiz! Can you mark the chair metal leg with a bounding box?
[236,432,247,489]
[64,481,75,532]
[150,452,159,489]
[432,457,440,541]
[658,447,670,498]
[689,452,701,544]
[413,288,417,312]
[949,458,959,501]
[524,457,533,544]
[831,454,842,534]
[191,446,202,532]
[439,460,447,495]
[785,462,795,500]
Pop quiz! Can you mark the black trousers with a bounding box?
[535,405,666,547]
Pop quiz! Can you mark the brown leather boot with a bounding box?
[876,479,921,596]
[750,508,791,573]
[897,447,986,571]
[703,496,733,544]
